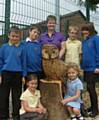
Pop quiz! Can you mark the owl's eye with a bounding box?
[53,51,56,54]
[45,50,48,53]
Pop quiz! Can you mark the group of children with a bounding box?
[0,15,99,120]
[0,26,46,120]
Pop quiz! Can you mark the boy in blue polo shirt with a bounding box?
[0,26,26,120]
[24,26,42,84]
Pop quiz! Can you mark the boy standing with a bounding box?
[0,26,26,120]
[64,26,82,67]
[23,26,43,90]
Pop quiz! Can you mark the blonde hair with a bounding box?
[68,26,79,33]
[66,62,82,76]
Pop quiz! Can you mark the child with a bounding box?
[20,74,47,120]
[23,25,43,89]
[0,26,26,119]
[61,63,84,120]
[81,23,99,117]
[64,26,82,67]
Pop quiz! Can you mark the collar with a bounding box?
[67,38,78,43]
[26,37,31,42]
[26,89,38,96]
[68,77,79,83]
[26,37,39,43]
[8,41,20,47]
[45,31,56,36]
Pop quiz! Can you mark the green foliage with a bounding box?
[79,0,99,11]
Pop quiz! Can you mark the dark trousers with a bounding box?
[20,112,46,120]
[0,71,22,119]
[84,71,99,114]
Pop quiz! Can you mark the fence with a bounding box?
[1,0,84,44]
[1,0,99,44]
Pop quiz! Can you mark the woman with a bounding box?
[40,15,65,59]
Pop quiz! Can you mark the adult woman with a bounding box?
[40,15,65,59]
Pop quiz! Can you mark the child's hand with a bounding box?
[61,99,67,105]
[42,108,47,114]
[35,107,44,114]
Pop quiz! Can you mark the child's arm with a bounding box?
[37,100,47,113]
[59,41,65,59]
[61,89,81,105]
[21,100,44,113]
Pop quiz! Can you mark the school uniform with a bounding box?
[64,77,83,109]
[0,42,26,119]
[25,38,42,75]
[20,89,45,120]
[82,35,99,115]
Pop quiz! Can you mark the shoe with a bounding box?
[76,115,84,120]
[71,116,77,120]
[89,112,99,118]
[86,107,92,113]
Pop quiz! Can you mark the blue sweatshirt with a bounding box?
[0,42,27,76]
[82,35,99,71]
[24,40,42,73]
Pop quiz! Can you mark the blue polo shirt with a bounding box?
[0,42,27,76]
[24,39,42,73]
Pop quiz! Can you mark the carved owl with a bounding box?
[42,44,67,82]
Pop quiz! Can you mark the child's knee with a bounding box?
[73,108,80,114]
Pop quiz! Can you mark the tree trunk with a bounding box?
[40,80,68,120]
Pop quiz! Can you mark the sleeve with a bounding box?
[0,46,4,73]
[21,45,27,77]
[59,33,65,42]
[94,36,99,69]
[37,90,41,98]
[78,41,82,54]
[20,92,28,101]
[76,81,83,91]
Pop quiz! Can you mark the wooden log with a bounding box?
[39,79,68,120]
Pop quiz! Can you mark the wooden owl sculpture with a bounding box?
[42,44,67,82]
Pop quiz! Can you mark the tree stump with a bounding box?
[39,79,68,120]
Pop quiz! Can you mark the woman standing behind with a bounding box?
[81,23,99,118]
[40,15,65,59]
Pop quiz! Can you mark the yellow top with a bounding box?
[20,89,40,115]
[65,38,82,66]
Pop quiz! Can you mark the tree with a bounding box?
[79,0,99,21]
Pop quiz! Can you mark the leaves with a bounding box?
[79,0,99,11]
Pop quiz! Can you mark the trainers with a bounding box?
[77,115,84,120]
[71,116,77,120]
[89,112,99,118]
[86,107,92,113]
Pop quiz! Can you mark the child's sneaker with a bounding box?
[76,115,84,120]
[71,116,77,120]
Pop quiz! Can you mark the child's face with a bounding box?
[27,79,38,92]
[67,68,78,80]
[29,28,40,40]
[68,29,78,40]
[8,32,20,44]
[81,30,90,39]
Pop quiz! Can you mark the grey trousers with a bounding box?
[20,112,46,120]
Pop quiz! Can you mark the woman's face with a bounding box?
[47,19,56,31]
